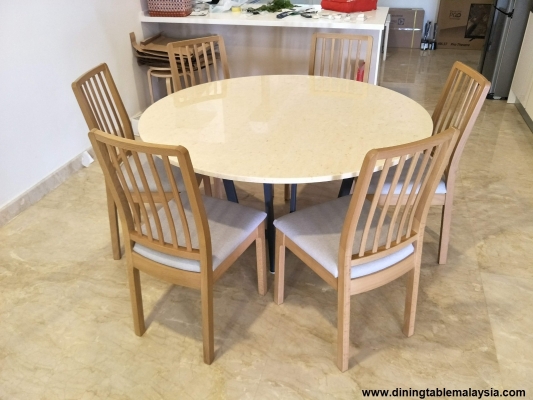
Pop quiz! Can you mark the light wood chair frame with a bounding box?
[284,33,374,207]
[89,129,267,365]
[274,128,460,372]
[308,32,373,83]
[167,35,230,92]
[167,35,230,200]
[72,63,213,260]
[72,63,135,260]
[368,61,490,264]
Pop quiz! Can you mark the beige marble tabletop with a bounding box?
[138,75,433,184]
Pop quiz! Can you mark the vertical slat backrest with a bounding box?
[88,129,210,264]
[309,33,373,83]
[338,128,460,272]
[168,35,230,92]
[72,63,134,139]
[432,62,490,178]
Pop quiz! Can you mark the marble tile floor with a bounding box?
[1,48,533,399]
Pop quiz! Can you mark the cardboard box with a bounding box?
[388,8,425,48]
[437,0,491,50]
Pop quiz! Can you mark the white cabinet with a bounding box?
[511,12,533,117]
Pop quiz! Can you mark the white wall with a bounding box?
[378,0,440,25]
[0,0,147,209]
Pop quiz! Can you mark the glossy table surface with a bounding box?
[138,75,433,184]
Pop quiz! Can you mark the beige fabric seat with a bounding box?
[274,196,414,279]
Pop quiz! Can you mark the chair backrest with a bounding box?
[88,129,211,267]
[167,35,230,92]
[432,61,490,178]
[72,63,134,139]
[308,33,373,83]
[339,127,460,272]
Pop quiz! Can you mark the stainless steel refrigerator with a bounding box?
[479,0,533,99]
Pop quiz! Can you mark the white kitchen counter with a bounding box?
[139,7,389,30]
[140,7,389,84]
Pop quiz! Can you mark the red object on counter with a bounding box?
[356,62,365,82]
[321,0,377,13]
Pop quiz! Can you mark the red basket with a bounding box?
[321,0,377,13]
[147,0,193,17]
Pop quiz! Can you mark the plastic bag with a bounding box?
[211,0,246,12]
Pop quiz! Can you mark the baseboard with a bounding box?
[0,147,95,227]
[515,102,533,134]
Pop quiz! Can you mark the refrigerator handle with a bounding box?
[494,0,516,18]
[494,5,513,18]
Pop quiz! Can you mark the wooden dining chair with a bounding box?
[167,35,231,200]
[309,33,373,83]
[285,33,375,211]
[167,35,230,92]
[274,127,459,372]
[88,129,267,365]
[72,63,213,260]
[363,61,490,264]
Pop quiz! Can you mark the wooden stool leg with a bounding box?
[165,77,173,96]
[284,184,290,200]
[147,69,155,104]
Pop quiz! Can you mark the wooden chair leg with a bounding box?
[202,175,213,197]
[438,196,453,264]
[403,264,420,337]
[106,187,121,260]
[213,178,224,199]
[256,222,267,296]
[337,279,351,372]
[147,69,155,105]
[273,229,286,305]
[201,281,215,365]
[284,184,290,201]
[127,265,146,336]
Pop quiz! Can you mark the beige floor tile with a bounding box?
[481,273,533,394]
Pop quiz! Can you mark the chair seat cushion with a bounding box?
[133,195,266,272]
[121,154,187,192]
[367,156,447,195]
[274,196,414,279]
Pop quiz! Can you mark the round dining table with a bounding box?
[138,75,433,270]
